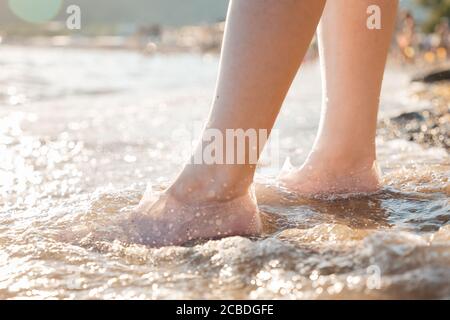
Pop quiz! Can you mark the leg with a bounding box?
[132,0,326,246]
[281,0,398,195]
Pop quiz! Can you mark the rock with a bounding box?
[412,69,450,83]
[379,108,449,151]
[391,112,425,123]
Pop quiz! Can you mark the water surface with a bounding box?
[0,45,449,299]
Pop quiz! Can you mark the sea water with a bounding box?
[0,45,449,299]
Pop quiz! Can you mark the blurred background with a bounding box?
[0,0,449,64]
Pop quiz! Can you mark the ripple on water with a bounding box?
[1,48,449,299]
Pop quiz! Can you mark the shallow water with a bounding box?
[0,45,449,299]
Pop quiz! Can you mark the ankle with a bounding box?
[304,148,377,175]
[167,165,253,204]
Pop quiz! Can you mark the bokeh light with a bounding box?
[8,0,63,23]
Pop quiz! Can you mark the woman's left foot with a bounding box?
[279,155,381,196]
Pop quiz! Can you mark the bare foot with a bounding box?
[127,186,262,247]
[279,154,381,197]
